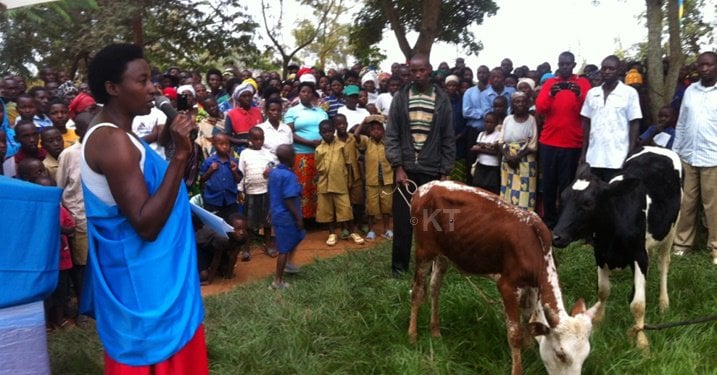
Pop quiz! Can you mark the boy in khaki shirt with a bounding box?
[315,119,365,246]
[354,115,393,240]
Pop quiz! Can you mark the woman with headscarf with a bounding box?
[225,82,263,156]
[283,81,328,219]
[68,91,97,120]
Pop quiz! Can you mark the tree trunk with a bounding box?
[381,0,413,59]
[412,0,441,59]
[664,0,684,115]
[132,15,143,46]
[645,0,665,123]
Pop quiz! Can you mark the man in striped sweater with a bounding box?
[385,53,455,278]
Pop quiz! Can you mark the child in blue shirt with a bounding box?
[638,105,676,149]
[268,144,305,290]
[200,133,242,220]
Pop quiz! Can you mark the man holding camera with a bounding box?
[535,51,591,228]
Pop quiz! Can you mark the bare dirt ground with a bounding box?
[200,230,383,296]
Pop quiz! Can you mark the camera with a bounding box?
[557,82,571,90]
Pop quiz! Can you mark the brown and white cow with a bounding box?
[552,146,682,350]
[408,180,595,375]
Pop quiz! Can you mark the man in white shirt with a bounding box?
[580,55,641,182]
[337,85,369,130]
[131,106,167,159]
[671,51,717,262]
[375,77,401,117]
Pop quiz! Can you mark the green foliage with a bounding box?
[350,0,499,58]
[0,0,258,79]
[49,236,717,374]
[294,1,354,69]
[616,0,714,62]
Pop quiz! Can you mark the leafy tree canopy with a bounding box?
[350,0,498,60]
[0,0,258,79]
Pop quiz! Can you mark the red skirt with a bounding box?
[104,325,208,375]
[294,153,317,219]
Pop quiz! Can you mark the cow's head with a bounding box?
[552,164,606,247]
[529,299,598,375]
[553,164,642,248]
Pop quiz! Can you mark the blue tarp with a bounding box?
[0,176,61,308]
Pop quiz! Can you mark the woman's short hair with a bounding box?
[87,44,144,104]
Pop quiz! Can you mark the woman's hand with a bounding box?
[170,113,197,159]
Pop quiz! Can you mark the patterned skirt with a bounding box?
[294,153,318,219]
[500,142,537,211]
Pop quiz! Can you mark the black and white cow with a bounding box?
[552,146,682,349]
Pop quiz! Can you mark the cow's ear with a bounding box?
[576,162,592,179]
[607,177,640,196]
[570,298,587,316]
[527,322,551,337]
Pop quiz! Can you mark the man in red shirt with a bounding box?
[225,82,263,155]
[535,51,591,228]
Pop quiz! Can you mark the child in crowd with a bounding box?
[200,132,242,223]
[56,111,91,323]
[40,127,64,181]
[15,94,38,127]
[195,212,248,284]
[28,87,53,129]
[354,115,393,240]
[195,96,226,159]
[16,157,48,182]
[315,119,364,246]
[34,175,75,331]
[259,98,293,155]
[7,120,46,177]
[268,144,305,290]
[492,96,509,125]
[470,111,502,193]
[238,126,277,258]
[638,105,677,148]
[48,98,78,147]
[334,113,365,238]
[499,92,538,211]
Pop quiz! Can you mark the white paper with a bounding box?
[653,132,670,147]
[189,200,234,239]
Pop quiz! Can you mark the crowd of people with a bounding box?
[0,42,715,371]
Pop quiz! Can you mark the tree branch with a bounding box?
[380,0,412,60]
[261,0,287,59]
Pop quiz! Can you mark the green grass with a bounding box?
[48,241,717,374]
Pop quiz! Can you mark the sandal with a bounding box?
[326,234,337,246]
[382,230,394,240]
[340,229,350,240]
[365,231,376,240]
[349,233,365,244]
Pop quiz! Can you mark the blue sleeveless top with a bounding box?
[80,133,204,365]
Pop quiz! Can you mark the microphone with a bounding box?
[154,95,197,141]
[154,95,177,126]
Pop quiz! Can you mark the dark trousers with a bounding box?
[392,172,440,274]
[540,144,581,229]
